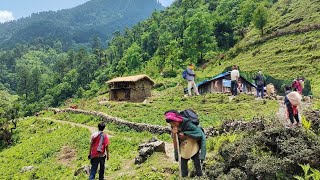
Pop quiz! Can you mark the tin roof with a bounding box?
[197,71,256,87]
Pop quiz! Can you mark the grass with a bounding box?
[62,86,279,128]
[0,118,90,179]
[0,116,173,179]
[198,0,320,97]
[201,30,320,98]
[312,99,320,110]
[111,153,179,180]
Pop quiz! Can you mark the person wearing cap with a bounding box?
[164,110,206,177]
[284,91,302,128]
[254,70,265,99]
[185,64,200,96]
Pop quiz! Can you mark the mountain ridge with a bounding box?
[0,0,164,49]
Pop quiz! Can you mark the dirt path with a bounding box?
[276,100,312,126]
[165,142,175,162]
[40,116,176,158]
[107,159,136,179]
[39,116,176,178]
[40,117,97,133]
[277,101,289,126]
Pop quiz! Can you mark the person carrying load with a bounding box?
[164,110,206,178]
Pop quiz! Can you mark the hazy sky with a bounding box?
[0,0,174,23]
[158,0,174,7]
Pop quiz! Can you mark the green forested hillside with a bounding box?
[101,0,320,96]
[0,0,163,49]
[202,0,320,96]
[0,0,319,117]
[1,0,320,179]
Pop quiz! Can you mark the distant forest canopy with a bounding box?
[0,0,289,115]
[0,0,164,50]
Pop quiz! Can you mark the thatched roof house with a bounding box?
[197,71,256,94]
[107,74,155,102]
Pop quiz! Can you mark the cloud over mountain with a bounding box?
[0,10,14,23]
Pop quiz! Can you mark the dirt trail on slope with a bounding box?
[40,117,175,159]
[276,100,312,126]
[107,159,136,179]
[39,116,176,178]
[40,117,97,133]
[165,142,175,162]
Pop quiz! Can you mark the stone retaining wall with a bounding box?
[50,108,265,137]
[51,108,171,135]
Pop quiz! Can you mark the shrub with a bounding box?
[161,70,177,78]
[205,126,320,179]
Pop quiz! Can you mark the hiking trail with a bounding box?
[40,117,175,159]
[38,116,176,178]
[40,117,97,134]
[276,100,312,127]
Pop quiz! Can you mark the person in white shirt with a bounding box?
[185,64,200,96]
[230,65,239,96]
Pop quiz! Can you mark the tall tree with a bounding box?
[184,11,216,64]
[253,5,268,35]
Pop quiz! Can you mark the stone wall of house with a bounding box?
[130,79,153,101]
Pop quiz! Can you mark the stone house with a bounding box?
[107,74,155,102]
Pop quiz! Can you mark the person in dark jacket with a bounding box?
[164,110,206,177]
[254,71,265,99]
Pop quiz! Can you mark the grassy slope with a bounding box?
[200,0,320,97]
[64,85,278,127]
[0,118,89,179]
[0,117,173,179]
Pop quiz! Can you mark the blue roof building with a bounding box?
[196,71,256,95]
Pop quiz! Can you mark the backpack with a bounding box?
[179,109,199,126]
[256,75,264,86]
[182,70,187,79]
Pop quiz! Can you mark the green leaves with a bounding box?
[253,4,268,35]
[294,164,320,180]
[302,117,312,131]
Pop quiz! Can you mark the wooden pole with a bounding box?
[174,133,182,178]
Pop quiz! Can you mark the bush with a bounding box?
[161,70,177,78]
[205,126,320,179]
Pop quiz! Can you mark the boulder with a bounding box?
[303,96,311,103]
[74,165,90,176]
[21,166,35,173]
[135,138,165,164]
[276,96,285,101]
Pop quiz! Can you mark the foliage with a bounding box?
[253,4,268,35]
[207,133,244,154]
[205,127,320,179]
[63,87,278,127]
[0,116,174,179]
[302,116,312,131]
[294,164,320,180]
[0,118,90,179]
[0,90,20,147]
[0,0,164,49]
